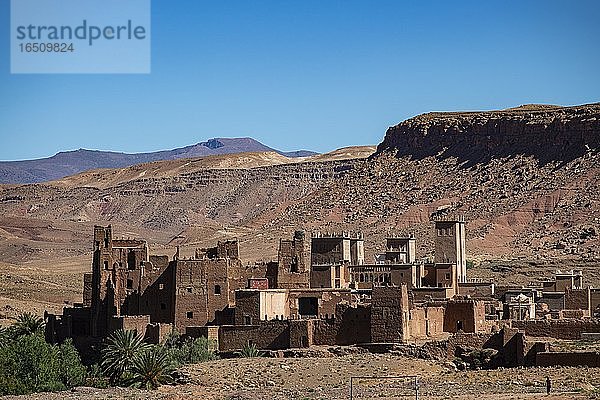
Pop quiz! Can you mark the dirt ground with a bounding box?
[5,352,600,399]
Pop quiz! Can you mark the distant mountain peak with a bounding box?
[200,138,225,149]
[0,137,318,184]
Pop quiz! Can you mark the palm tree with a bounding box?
[12,312,45,337]
[127,345,174,390]
[101,330,150,384]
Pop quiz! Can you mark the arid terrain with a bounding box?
[2,104,600,323]
[1,104,600,398]
[4,350,600,399]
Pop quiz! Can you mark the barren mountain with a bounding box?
[1,104,599,318]
[0,137,318,184]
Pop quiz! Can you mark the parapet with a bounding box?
[311,231,364,240]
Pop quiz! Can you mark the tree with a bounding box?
[100,330,150,384]
[127,345,174,390]
[12,313,45,337]
[57,339,86,388]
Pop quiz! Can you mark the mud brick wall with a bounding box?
[234,290,261,325]
[564,288,590,312]
[139,256,174,324]
[312,303,371,345]
[371,285,409,343]
[289,319,312,348]
[536,351,600,367]
[512,319,600,339]
[410,306,444,338]
[83,273,93,307]
[277,234,309,289]
[144,322,172,344]
[173,259,230,330]
[591,289,600,316]
[444,300,485,333]
[218,322,290,351]
[287,290,351,318]
[226,260,267,305]
[109,315,150,336]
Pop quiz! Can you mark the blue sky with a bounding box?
[0,1,599,161]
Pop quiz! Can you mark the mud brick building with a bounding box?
[46,216,599,361]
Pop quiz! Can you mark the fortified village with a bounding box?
[46,218,600,368]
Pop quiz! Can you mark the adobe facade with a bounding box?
[45,217,599,362]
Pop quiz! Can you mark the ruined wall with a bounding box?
[109,315,150,336]
[234,290,261,325]
[83,273,93,307]
[136,256,174,324]
[458,282,494,298]
[371,285,409,343]
[564,288,590,313]
[512,319,600,339]
[409,306,444,339]
[591,288,600,317]
[277,232,309,289]
[218,322,291,351]
[312,303,371,345]
[144,323,173,344]
[536,351,600,367]
[444,300,486,333]
[287,289,351,318]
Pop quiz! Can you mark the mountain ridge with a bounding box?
[0,137,318,184]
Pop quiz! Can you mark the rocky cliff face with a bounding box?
[377,103,600,163]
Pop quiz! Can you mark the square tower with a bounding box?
[434,218,467,283]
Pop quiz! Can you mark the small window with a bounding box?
[187,287,193,293]
[160,303,166,310]
[159,283,164,290]
[104,237,109,248]
[244,315,252,325]
[186,311,193,319]
[214,285,221,295]
[103,261,109,270]
[126,279,133,289]
[290,256,299,273]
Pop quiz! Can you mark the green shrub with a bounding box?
[58,339,86,388]
[85,364,109,389]
[0,333,85,395]
[237,342,261,358]
[167,336,217,366]
[101,330,151,385]
[126,345,174,390]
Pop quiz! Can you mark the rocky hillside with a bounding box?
[0,104,599,289]
[378,103,600,164]
[0,137,317,184]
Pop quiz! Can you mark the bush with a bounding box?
[0,332,85,395]
[85,364,109,389]
[126,345,174,390]
[58,339,87,388]
[167,336,217,367]
[237,343,261,358]
[101,330,150,385]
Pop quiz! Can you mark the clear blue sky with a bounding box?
[1,1,599,161]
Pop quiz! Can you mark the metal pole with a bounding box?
[415,376,419,400]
